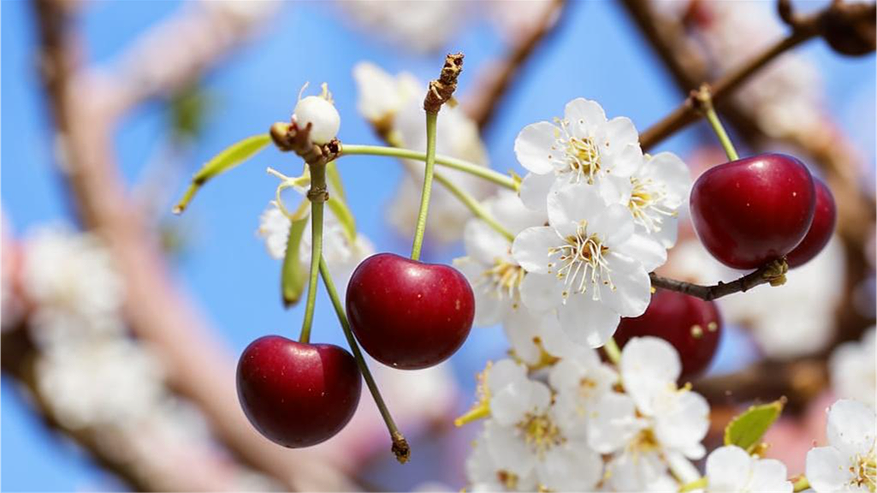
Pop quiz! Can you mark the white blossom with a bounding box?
[257,203,375,294]
[19,226,125,349]
[511,183,653,347]
[293,84,340,145]
[626,151,691,249]
[352,62,420,128]
[830,327,876,407]
[514,98,644,211]
[36,339,165,430]
[806,399,876,492]
[596,337,709,491]
[336,0,462,53]
[704,445,792,492]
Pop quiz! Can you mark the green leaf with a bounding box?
[174,134,271,214]
[281,215,310,307]
[326,196,357,244]
[723,399,785,452]
[192,134,271,184]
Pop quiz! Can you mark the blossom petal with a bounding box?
[484,421,536,477]
[806,446,851,493]
[519,272,563,312]
[502,307,544,365]
[564,98,607,129]
[705,446,751,492]
[599,254,651,317]
[615,232,667,272]
[604,143,643,177]
[546,182,606,235]
[519,171,555,212]
[557,297,620,348]
[644,152,691,202]
[750,458,792,492]
[587,392,640,453]
[604,116,639,150]
[512,227,558,274]
[537,442,603,492]
[826,399,876,458]
[514,122,559,174]
[464,220,511,266]
[653,389,710,459]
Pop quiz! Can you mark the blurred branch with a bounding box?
[623,0,875,407]
[650,258,788,302]
[463,0,569,131]
[28,1,362,490]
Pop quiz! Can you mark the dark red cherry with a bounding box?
[615,290,722,379]
[236,335,361,448]
[346,253,475,370]
[690,153,816,269]
[786,178,836,268]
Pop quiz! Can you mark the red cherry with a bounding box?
[786,178,837,268]
[690,153,816,269]
[614,290,722,379]
[346,253,475,370]
[236,335,361,448]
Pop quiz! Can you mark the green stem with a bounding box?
[410,112,439,260]
[604,338,622,365]
[792,476,810,493]
[678,477,707,493]
[298,163,326,344]
[318,256,410,463]
[433,172,514,241]
[340,144,517,191]
[703,104,739,161]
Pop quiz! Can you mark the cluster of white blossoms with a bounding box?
[353,62,496,246]
[465,336,709,491]
[457,98,690,347]
[806,399,876,493]
[15,226,281,489]
[830,326,876,408]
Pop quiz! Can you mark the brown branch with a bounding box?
[464,0,568,130]
[650,258,788,302]
[634,0,875,150]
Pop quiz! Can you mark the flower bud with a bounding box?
[293,90,340,145]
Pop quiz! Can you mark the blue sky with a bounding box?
[2,1,874,490]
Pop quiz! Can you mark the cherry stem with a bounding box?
[678,477,708,493]
[298,162,327,344]
[340,145,517,191]
[603,337,622,365]
[317,255,410,464]
[410,111,439,261]
[649,258,788,302]
[694,85,739,161]
[792,475,810,492]
[433,172,514,241]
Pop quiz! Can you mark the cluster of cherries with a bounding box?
[237,253,475,448]
[616,153,836,377]
[236,152,836,449]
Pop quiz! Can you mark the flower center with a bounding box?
[628,177,675,233]
[851,453,876,491]
[565,136,601,184]
[478,259,525,306]
[548,221,612,302]
[496,470,519,490]
[630,427,661,454]
[517,412,565,458]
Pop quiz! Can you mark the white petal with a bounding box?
[621,337,681,413]
[488,359,527,393]
[492,382,536,426]
[464,220,511,266]
[826,399,876,458]
[518,172,555,212]
[705,445,751,492]
[564,98,607,128]
[502,308,544,365]
[590,204,635,248]
[512,227,558,274]
[615,232,668,272]
[519,273,563,312]
[484,421,536,477]
[490,190,548,234]
[537,442,602,492]
[645,152,691,201]
[750,458,792,493]
[587,392,640,453]
[604,116,639,150]
[605,143,644,177]
[653,390,710,458]
[546,183,605,234]
[599,253,652,317]
[558,297,620,348]
[514,122,559,174]
[806,446,852,493]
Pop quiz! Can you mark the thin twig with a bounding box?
[650,258,788,302]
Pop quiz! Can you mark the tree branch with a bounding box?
[463,0,569,131]
[650,258,788,302]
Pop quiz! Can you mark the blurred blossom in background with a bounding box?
[1,0,875,491]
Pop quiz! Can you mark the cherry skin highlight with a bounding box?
[614,290,722,380]
[346,253,475,370]
[690,153,816,270]
[236,335,361,448]
[786,177,836,268]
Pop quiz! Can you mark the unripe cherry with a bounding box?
[293,91,340,145]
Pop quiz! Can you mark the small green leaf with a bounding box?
[724,399,785,452]
[281,215,310,307]
[327,196,357,244]
[174,134,271,214]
